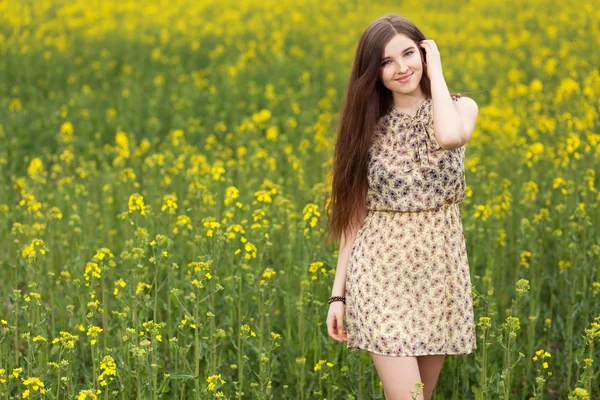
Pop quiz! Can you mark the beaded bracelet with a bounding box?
[328,296,346,305]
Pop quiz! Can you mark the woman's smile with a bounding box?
[396,73,413,83]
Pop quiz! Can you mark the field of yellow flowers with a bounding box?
[1,0,599,399]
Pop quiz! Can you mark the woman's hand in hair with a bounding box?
[420,39,444,80]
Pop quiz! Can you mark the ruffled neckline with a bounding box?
[389,98,431,120]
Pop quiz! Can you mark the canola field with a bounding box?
[0,0,599,399]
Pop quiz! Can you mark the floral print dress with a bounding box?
[345,94,477,356]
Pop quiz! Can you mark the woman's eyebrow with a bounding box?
[381,46,415,61]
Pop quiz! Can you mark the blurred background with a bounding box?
[0,0,598,398]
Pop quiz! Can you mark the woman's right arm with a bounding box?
[327,202,367,342]
[330,223,361,298]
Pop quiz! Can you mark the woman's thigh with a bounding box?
[369,352,424,400]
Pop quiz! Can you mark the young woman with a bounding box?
[324,13,479,400]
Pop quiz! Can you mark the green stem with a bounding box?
[259,287,265,396]
[137,362,141,399]
[153,340,158,400]
[194,297,200,397]
[357,358,362,400]
[27,337,33,377]
[14,317,19,367]
[299,290,304,400]
[153,258,158,322]
[67,354,72,399]
[56,369,60,399]
[56,349,64,399]
[237,275,243,400]
[463,355,470,395]
[587,341,594,394]
[504,331,512,399]
[102,282,109,350]
[480,327,488,398]
[566,288,575,389]
[92,345,97,392]
[210,283,216,374]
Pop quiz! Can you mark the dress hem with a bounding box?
[347,344,476,357]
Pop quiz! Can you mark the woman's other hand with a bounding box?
[327,302,348,342]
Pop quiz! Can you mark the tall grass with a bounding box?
[0,0,599,398]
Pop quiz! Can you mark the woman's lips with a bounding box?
[396,73,413,83]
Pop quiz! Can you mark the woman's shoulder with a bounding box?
[451,93,463,102]
[451,92,478,107]
[451,93,479,120]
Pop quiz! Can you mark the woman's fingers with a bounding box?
[327,308,348,342]
[327,313,340,341]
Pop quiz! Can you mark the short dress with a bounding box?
[345,94,477,357]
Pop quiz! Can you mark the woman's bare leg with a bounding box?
[416,355,446,400]
[369,352,424,400]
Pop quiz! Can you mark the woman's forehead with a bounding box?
[383,34,415,56]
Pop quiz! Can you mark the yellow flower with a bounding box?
[59,121,74,144]
[240,324,256,337]
[203,217,221,237]
[87,326,103,346]
[52,331,79,349]
[523,181,539,202]
[314,360,327,371]
[136,282,152,296]
[570,388,589,399]
[84,262,102,285]
[161,193,178,213]
[22,377,45,392]
[9,98,22,112]
[519,251,532,268]
[302,204,321,228]
[252,109,271,124]
[309,261,323,273]
[77,389,98,400]
[27,158,44,177]
[266,126,278,141]
[128,193,146,216]
[254,190,272,204]
[98,356,116,387]
[113,131,131,166]
[121,168,136,182]
[93,248,115,262]
[262,268,277,280]
[558,260,571,270]
[206,374,225,391]
[21,239,49,260]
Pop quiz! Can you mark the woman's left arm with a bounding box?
[420,40,479,150]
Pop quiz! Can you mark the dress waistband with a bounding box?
[367,201,459,214]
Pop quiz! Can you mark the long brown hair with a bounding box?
[322,13,434,245]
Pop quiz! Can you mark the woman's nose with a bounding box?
[396,60,408,72]
[397,65,409,74]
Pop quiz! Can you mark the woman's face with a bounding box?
[379,34,425,97]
